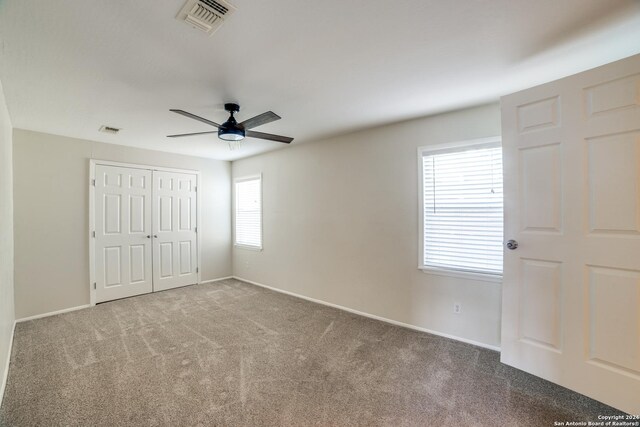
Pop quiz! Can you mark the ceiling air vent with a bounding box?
[99,125,120,134]
[176,0,236,35]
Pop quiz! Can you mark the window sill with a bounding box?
[419,266,502,283]
[234,244,263,252]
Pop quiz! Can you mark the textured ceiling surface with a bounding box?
[1,0,639,160]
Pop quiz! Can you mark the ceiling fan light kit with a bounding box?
[168,102,293,150]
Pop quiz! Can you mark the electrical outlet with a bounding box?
[453,303,461,314]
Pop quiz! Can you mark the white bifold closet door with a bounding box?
[94,165,198,303]
[95,165,154,302]
[153,171,198,292]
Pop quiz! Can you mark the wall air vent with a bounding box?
[99,125,120,134]
[176,0,236,36]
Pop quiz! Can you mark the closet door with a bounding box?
[94,165,153,303]
[152,171,198,291]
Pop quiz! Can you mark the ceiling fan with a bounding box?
[167,103,293,144]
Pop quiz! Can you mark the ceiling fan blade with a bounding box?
[170,109,220,128]
[167,131,218,138]
[240,111,281,130]
[246,130,294,144]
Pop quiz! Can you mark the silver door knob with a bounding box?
[506,240,518,250]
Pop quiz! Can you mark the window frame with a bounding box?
[417,136,503,283]
[234,174,263,251]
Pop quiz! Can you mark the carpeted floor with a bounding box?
[0,279,622,426]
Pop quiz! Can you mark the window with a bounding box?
[419,138,503,278]
[235,175,262,249]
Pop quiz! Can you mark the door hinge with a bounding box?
[92,230,96,238]
[195,227,197,233]
[92,179,96,186]
[93,282,97,290]
[196,267,199,273]
[194,186,197,192]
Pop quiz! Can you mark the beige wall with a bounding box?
[0,80,15,401]
[13,130,232,319]
[232,103,503,348]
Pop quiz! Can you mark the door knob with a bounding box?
[506,240,518,250]
[153,235,158,238]
[146,235,151,239]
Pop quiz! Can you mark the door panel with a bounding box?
[95,165,153,302]
[179,241,192,274]
[588,266,640,375]
[129,245,146,283]
[519,143,562,233]
[104,194,121,234]
[152,171,198,291]
[587,132,640,233]
[501,54,640,414]
[160,196,172,231]
[519,259,563,352]
[130,195,145,233]
[160,242,173,277]
[104,246,122,286]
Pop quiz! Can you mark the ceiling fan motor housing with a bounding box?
[219,103,245,140]
[224,103,240,113]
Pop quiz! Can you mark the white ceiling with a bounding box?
[1,0,639,161]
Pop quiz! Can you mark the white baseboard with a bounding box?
[19,279,231,323]
[16,304,92,323]
[0,320,16,407]
[233,276,501,352]
[199,276,233,285]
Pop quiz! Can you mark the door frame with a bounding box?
[89,159,202,305]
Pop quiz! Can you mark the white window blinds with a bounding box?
[235,176,262,248]
[421,143,503,275]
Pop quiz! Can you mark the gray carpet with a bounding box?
[0,279,622,426]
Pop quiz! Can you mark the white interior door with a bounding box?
[501,54,640,414]
[94,165,153,303]
[152,171,198,292]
